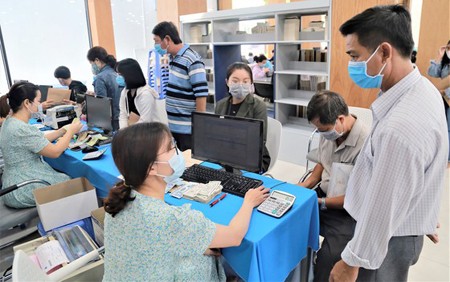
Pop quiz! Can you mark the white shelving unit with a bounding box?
[180,0,331,165]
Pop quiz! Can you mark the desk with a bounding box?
[46,147,319,282]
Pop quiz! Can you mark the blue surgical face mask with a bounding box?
[116,75,126,87]
[155,148,186,184]
[91,63,100,75]
[155,43,167,56]
[347,45,387,89]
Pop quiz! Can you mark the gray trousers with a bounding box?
[357,235,424,282]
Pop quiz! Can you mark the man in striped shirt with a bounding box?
[152,22,208,151]
[330,5,448,282]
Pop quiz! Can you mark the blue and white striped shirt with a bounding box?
[166,44,208,134]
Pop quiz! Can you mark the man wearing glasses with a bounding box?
[297,90,369,282]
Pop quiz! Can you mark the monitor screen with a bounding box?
[38,85,52,102]
[85,95,112,132]
[191,112,264,173]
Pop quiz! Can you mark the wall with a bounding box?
[111,0,157,72]
[157,0,207,28]
[87,0,116,56]
[329,0,403,108]
[416,0,449,84]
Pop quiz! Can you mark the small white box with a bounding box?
[33,178,99,232]
[284,18,300,41]
[91,207,105,247]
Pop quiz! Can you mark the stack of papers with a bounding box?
[170,181,222,203]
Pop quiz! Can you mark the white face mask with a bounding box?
[446,50,450,59]
[29,102,43,119]
[228,83,254,100]
[319,121,344,141]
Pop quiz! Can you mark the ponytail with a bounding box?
[104,180,135,217]
[105,54,117,69]
[4,82,38,113]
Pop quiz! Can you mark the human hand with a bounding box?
[243,186,270,208]
[329,260,359,282]
[203,248,221,257]
[62,99,76,105]
[86,91,95,96]
[426,222,440,244]
[42,100,55,110]
[436,46,446,61]
[263,67,270,73]
[65,118,83,135]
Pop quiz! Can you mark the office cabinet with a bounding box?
[180,0,331,165]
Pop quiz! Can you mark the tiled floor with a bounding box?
[270,159,450,282]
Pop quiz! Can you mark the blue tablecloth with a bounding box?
[46,146,319,281]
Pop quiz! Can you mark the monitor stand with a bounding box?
[222,165,243,176]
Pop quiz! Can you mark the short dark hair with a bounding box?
[226,62,254,84]
[87,46,117,69]
[116,59,146,89]
[54,66,71,79]
[307,90,349,125]
[339,5,414,58]
[254,54,268,63]
[0,82,39,114]
[104,122,171,217]
[152,21,182,44]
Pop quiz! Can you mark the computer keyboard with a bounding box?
[181,164,263,197]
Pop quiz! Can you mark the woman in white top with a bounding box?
[116,58,168,129]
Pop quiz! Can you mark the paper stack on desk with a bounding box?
[171,181,222,203]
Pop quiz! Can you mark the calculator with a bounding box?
[257,190,296,218]
[82,149,106,161]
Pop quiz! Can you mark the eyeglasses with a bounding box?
[155,138,178,159]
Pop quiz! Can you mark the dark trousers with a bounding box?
[314,209,356,282]
[172,132,192,151]
[357,235,424,282]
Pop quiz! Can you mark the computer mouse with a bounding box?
[82,146,99,153]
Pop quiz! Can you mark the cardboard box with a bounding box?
[91,207,105,247]
[33,178,99,232]
[13,228,104,281]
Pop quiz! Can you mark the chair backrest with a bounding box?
[349,106,373,129]
[266,117,282,172]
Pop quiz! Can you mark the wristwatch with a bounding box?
[320,197,327,210]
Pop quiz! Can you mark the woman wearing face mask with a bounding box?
[428,40,450,162]
[252,54,273,79]
[87,46,121,131]
[215,62,271,172]
[0,82,82,208]
[103,122,269,281]
[116,58,168,129]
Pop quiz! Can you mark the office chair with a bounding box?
[263,117,282,178]
[253,78,274,103]
[0,179,50,249]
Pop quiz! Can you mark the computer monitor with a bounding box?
[191,112,264,173]
[37,85,52,102]
[85,95,113,133]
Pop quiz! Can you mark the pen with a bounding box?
[210,193,227,207]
